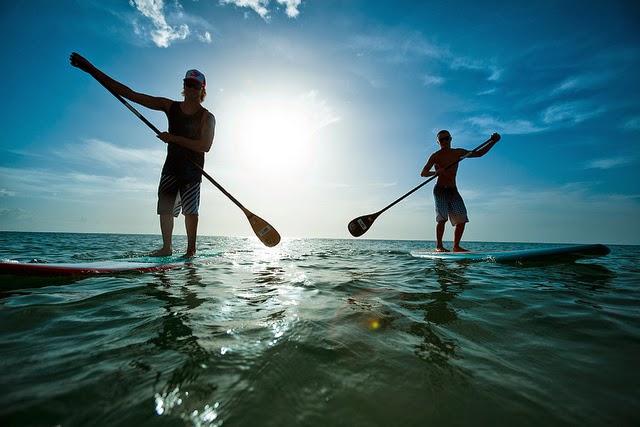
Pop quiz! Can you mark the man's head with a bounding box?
[184,69,206,87]
[436,130,452,146]
[183,69,207,102]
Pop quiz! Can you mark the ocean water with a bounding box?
[0,232,638,427]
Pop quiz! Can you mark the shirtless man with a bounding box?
[70,52,215,257]
[420,130,500,252]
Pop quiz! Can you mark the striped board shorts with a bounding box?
[433,185,469,226]
[157,174,201,217]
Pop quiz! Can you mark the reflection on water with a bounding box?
[149,251,305,427]
[147,267,223,426]
[403,260,469,366]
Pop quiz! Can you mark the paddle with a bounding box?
[348,136,497,237]
[80,67,281,247]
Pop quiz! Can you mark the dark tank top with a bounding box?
[162,101,206,182]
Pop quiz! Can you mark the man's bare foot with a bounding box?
[452,246,469,253]
[436,247,450,252]
[182,251,196,259]
[149,248,172,257]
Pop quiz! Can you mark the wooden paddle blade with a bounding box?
[348,213,378,237]
[247,213,281,247]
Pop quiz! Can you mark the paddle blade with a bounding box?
[247,213,281,247]
[348,213,378,237]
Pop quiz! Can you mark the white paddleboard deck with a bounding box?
[0,253,220,277]
[410,244,610,262]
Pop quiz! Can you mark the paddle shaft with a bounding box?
[374,136,495,217]
[89,71,251,215]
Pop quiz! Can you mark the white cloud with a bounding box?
[346,29,501,85]
[300,90,342,133]
[553,77,580,94]
[220,0,302,21]
[199,31,212,43]
[0,208,37,223]
[278,0,301,18]
[221,0,269,19]
[469,184,640,244]
[466,115,543,135]
[551,72,613,96]
[126,0,301,46]
[622,116,640,131]
[129,0,190,47]
[584,157,630,170]
[542,101,606,126]
[254,33,314,62]
[450,56,502,81]
[477,88,496,96]
[347,31,445,63]
[422,74,444,86]
[52,139,165,171]
[0,165,157,201]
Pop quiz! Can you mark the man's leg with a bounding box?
[450,189,469,252]
[184,214,198,258]
[436,220,448,251]
[452,222,468,252]
[150,214,174,256]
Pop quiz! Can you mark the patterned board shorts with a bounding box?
[157,174,201,217]
[433,185,469,226]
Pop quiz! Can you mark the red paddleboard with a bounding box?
[0,254,218,277]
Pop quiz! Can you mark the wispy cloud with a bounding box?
[220,0,269,19]
[347,30,445,63]
[0,165,157,201]
[300,90,342,133]
[0,139,163,202]
[346,28,501,86]
[551,71,613,95]
[468,183,640,243]
[542,101,606,126]
[494,103,600,139]
[279,0,301,18]
[482,183,638,209]
[0,208,37,223]
[127,0,302,47]
[220,0,302,20]
[622,116,640,131]
[584,157,631,170]
[422,74,445,86]
[450,56,502,81]
[52,139,165,171]
[130,0,190,48]
[466,115,543,135]
[471,99,606,137]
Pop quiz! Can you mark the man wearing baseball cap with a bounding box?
[70,53,216,258]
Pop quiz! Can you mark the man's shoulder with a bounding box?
[203,109,215,121]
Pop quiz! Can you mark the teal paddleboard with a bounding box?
[410,244,610,262]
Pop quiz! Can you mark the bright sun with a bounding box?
[234,98,315,178]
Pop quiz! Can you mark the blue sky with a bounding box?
[1,0,639,245]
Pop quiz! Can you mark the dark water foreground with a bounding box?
[1,232,638,427]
